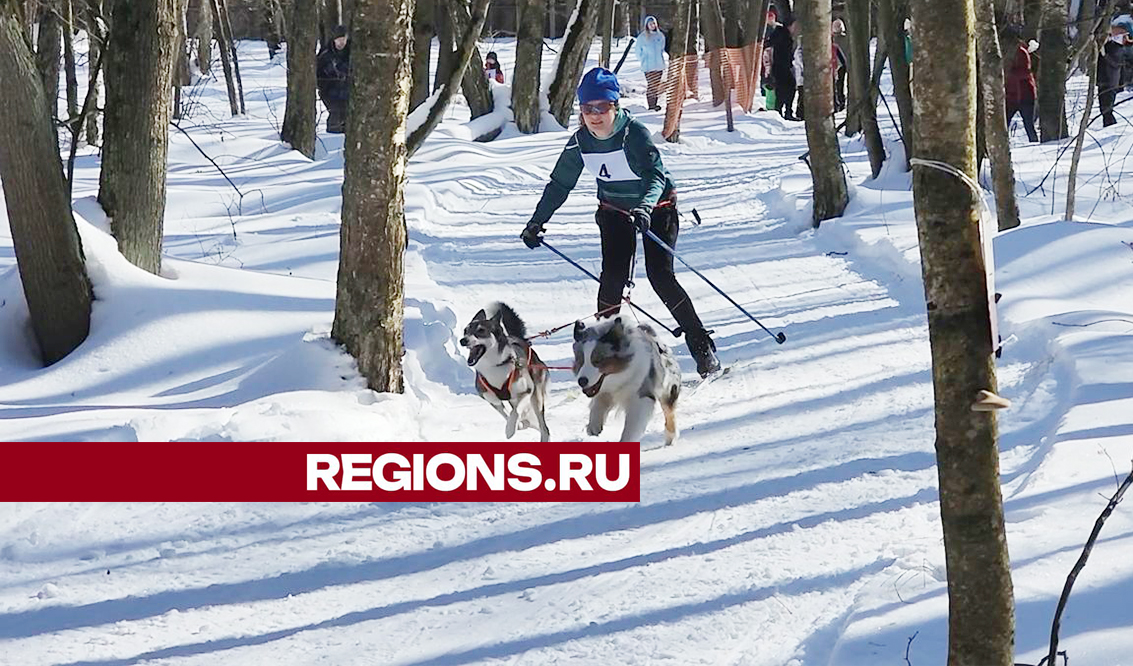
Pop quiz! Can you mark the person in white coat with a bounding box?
[792,41,805,119]
[635,15,667,111]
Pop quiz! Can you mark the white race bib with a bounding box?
[582,151,638,182]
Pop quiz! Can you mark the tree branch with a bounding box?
[1045,463,1133,666]
[406,0,492,158]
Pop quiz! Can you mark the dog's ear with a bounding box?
[490,308,503,322]
[472,309,487,322]
[602,317,625,350]
[573,320,585,341]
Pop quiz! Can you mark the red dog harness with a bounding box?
[476,346,533,402]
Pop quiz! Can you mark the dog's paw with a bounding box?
[506,421,517,439]
[586,424,603,437]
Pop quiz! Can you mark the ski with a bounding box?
[683,365,731,395]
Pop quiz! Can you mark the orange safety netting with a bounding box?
[662,42,765,140]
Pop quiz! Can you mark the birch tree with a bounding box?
[910,0,1016,661]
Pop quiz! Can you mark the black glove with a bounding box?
[521,220,545,249]
[630,207,652,233]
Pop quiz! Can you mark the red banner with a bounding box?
[1,442,640,502]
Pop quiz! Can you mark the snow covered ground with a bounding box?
[1,36,1132,665]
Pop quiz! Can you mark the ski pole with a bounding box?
[539,239,683,338]
[641,228,787,344]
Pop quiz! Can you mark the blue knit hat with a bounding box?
[577,67,620,104]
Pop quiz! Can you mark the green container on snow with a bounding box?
[763,86,776,110]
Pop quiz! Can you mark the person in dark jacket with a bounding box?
[1100,21,1131,127]
[831,19,848,112]
[766,15,800,120]
[317,24,350,133]
[520,68,721,377]
[1004,26,1038,141]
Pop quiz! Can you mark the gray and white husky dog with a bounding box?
[572,316,682,446]
[460,303,551,441]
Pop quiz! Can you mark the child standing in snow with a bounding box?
[484,52,505,84]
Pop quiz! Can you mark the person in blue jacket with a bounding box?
[635,16,667,111]
[520,68,721,377]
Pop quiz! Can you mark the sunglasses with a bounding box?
[581,101,615,116]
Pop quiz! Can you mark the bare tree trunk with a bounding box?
[1037,0,1068,141]
[1065,39,1097,221]
[548,0,602,126]
[434,0,455,90]
[513,0,544,133]
[173,0,191,119]
[323,0,342,28]
[910,0,1015,662]
[264,0,284,57]
[217,0,245,113]
[845,0,884,176]
[599,0,612,67]
[35,0,62,124]
[702,0,728,105]
[407,0,490,155]
[195,0,212,73]
[1065,0,1115,219]
[447,0,493,120]
[98,0,179,275]
[410,0,434,110]
[724,0,741,45]
[663,0,692,141]
[84,0,102,146]
[685,0,699,98]
[281,0,317,157]
[744,0,770,52]
[843,0,862,135]
[877,0,914,166]
[1022,0,1040,40]
[798,0,848,222]
[62,0,80,124]
[0,11,93,366]
[176,0,191,86]
[973,0,1019,230]
[333,0,413,393]
[210,0,240,114]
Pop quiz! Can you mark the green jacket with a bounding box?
[531,110,676,225]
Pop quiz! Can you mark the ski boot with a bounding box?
[686,329,721,378]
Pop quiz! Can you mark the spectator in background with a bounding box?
[1003,25,1039,142]
[766,15,800,120]
[831,18,848,112]
[316,24,350,133]
[484,52,505,83]
[1099,18,1132,127]
[636,16,667,111]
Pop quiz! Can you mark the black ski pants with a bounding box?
[595,202,706,339]
[1006,94,1038,142]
